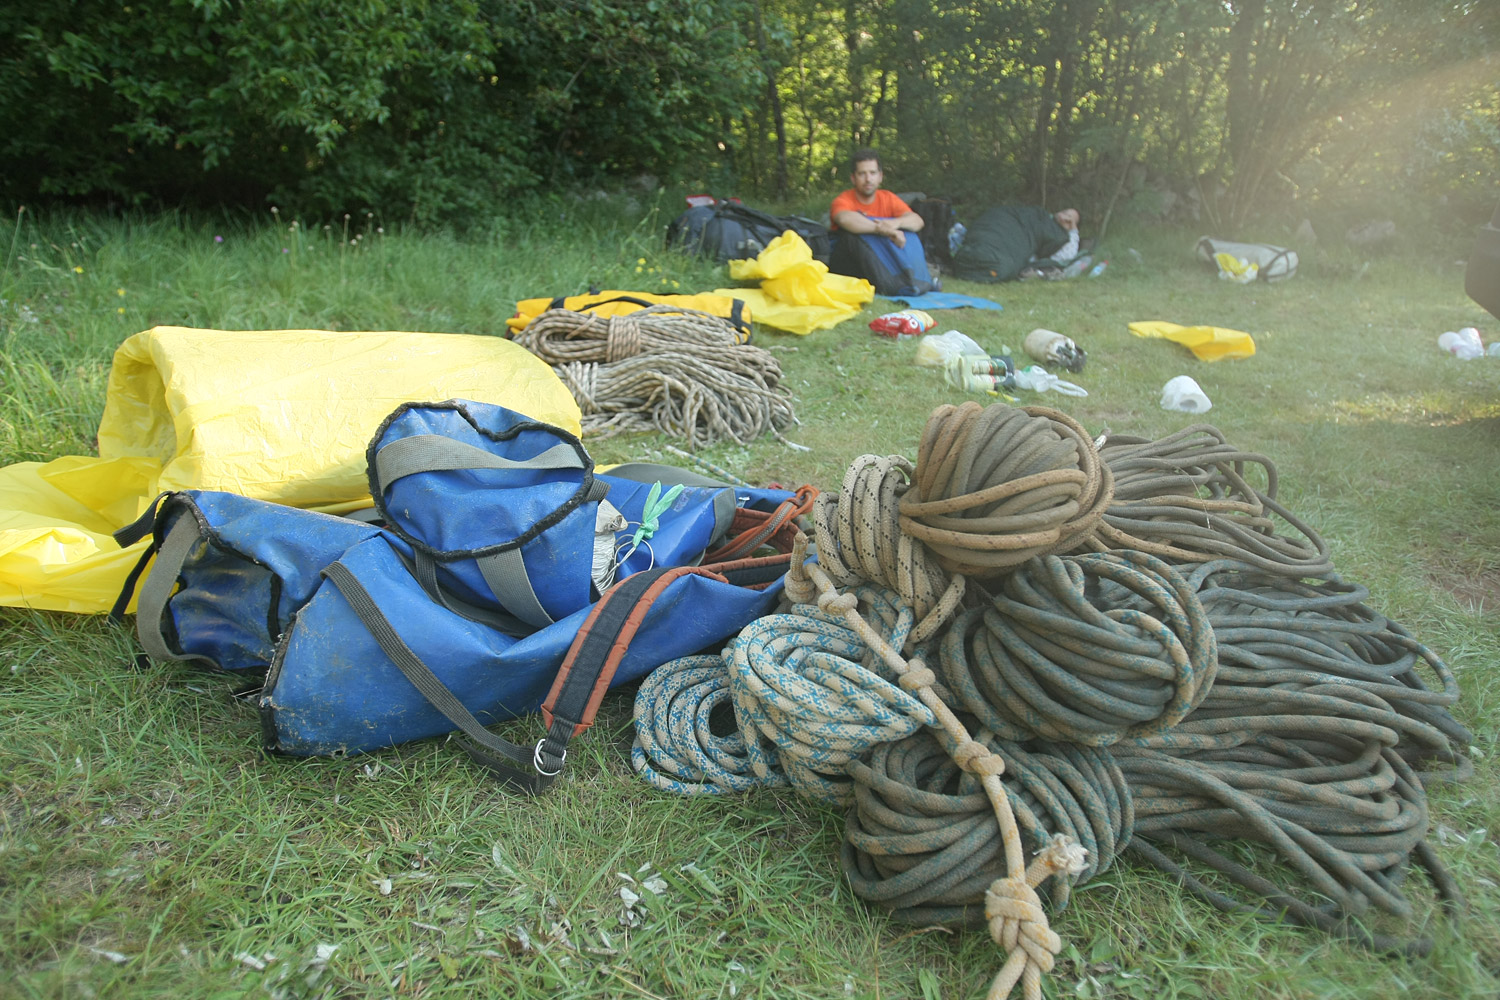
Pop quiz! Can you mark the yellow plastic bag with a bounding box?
[1213,252,1259,284]
[1127,321,1257,362]
[1,326,581,613]
[718,231,873,335]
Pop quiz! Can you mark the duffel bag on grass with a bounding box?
[115,397,815,790]
[1195,236,1298,282]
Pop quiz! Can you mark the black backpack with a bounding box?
[908,196,958,266]
[667,202,831,264]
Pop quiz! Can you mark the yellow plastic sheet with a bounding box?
[716,231,873,335]
[1128,321,1257,362]
[0,326,581,613]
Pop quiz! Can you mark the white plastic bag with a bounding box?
[1438,327,1484,360]
[1013,364,1088,397]
[915,329,986,368]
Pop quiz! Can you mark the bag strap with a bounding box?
[324,560,722,793]
[108,494,225,670]
[704,485,815,562]
[373,435,586,489]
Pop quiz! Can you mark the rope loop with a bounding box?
[899,402,1114,576]
[941,550,1217,746]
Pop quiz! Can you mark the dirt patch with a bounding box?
[1429,564,1500,613]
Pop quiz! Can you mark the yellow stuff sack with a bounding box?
[0,325,580,613]
[507,291,752,340]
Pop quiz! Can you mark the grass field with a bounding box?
[2,198,1498,999]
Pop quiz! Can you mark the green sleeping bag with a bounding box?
[953,205,1068,283]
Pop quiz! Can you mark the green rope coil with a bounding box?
[1095,425,1333,577]
[938,550,1217,746]
[1113,712,1464,956]
[842,728,1132,926]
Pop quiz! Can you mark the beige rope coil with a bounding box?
[1094,425,1332,576]
[812,454,965,641]
[899,402,1113,576]
[551,343,797,450]
[513,304,746,364]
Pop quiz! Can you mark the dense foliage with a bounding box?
[1,0,1496,227]
[0,0,763,222]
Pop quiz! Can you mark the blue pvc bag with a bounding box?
[262,533,793,760]
[115,397,815,791]
[368,400,739,628]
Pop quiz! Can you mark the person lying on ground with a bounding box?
[952,204,1082,284]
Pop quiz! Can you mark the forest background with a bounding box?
[3,0,1498,235]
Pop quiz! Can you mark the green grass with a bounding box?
[2,201,1499,999]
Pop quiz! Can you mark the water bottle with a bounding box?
[1088,260,1108,278]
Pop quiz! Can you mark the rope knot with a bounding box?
[953,739,1005,776]
[604,314,643,362]
[817,591,858,615]
[984,876,1061,973]
[898,663,936,692]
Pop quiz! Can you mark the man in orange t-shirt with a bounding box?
[829,149,925,249]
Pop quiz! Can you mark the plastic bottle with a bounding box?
[1088,260,1108,278]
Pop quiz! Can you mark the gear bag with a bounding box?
[115,400,816,791]
[667,202,832,264]
[1194,237,1298,282]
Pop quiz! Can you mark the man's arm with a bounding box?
[832,209,924,246]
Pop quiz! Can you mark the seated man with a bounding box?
[952,205,1082,283]
[826,149,938,297]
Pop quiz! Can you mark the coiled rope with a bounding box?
[812,453,965,639]
[1094,425,1333,577]
[514,303,747,363]
[511,306,800,450]
[939,550,1217,746]
[553,345,796,449]
[1113,712,1464,956]
[899,402,1113,576]
[843,728,1131,927]
[1181,560,1473,784]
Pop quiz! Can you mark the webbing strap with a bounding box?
[405,549,531,637]
[542,565,712,737]
[132,514,221,670]
[476,547,555,629]
[374,435,584,488]
[324,560,564,793]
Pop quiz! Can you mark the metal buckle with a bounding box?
[533,739,565,777]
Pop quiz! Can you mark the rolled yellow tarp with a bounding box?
[0,326,580,613]
[1127,320,1257,362]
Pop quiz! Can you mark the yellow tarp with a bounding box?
[0,326,580,613]
[1128,321,1257,362]
[716,231,873,335]
[507,290,751,339]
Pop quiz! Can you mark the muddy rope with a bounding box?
[938,550,1217,746]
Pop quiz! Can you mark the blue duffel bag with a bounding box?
[115,399,815,790]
